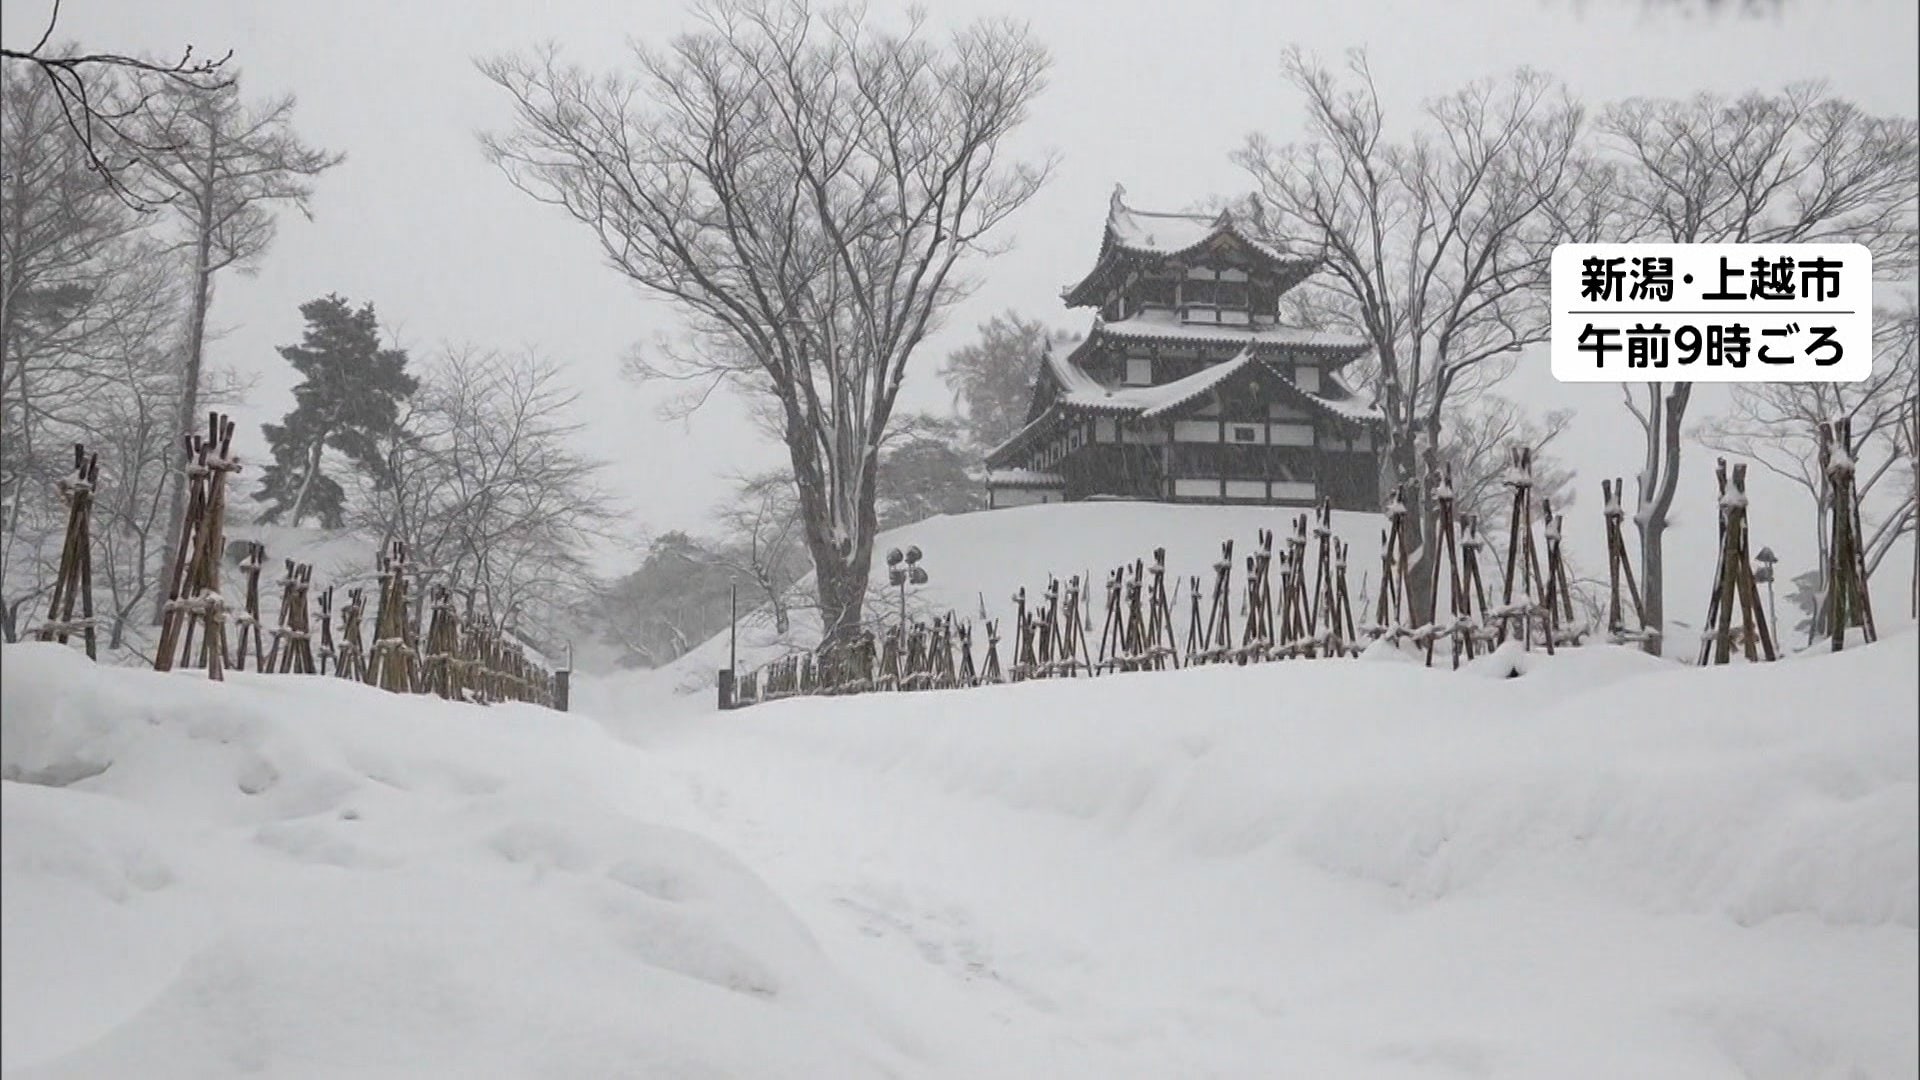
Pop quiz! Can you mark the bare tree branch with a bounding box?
[478,0,1053,644]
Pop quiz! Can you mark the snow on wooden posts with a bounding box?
[1305,503,1351,657]
[231,542,267,672]
[35,444,99,660]
[155,413,239,681]
[1234,528,1276,664]
[1116,561,1146,671]
[929,614,959,689]
[1203,541,1235,665]
[1698,459,1777,666]
[877,625,902,692]
[1422,469,1488,670]
[901,620,930,691]
[334,587,369,682]
[1182,572,1204,666]
[957,620,978,686]
[1273,521,1304,657]
[1281,514,1322,658]
[1009,586,1034,682]
[267,561,317,675]
[981,618,1004,684]
[944,613,965,687]
[1601,478,1655,648]
[1459,515,1494,645]
[152,434,209,673]
[1540,500,1580,646]
[422,585,463,701]
[367,540,418,693]
[1031,579,1059,678]
[1066,577,1094,677]
[315,586,336,677]
[1095,568,1125,674]
[1493,447,1554,656]
[1365,487,1415,647]
[1820,419,1879,651]
[1138,548,1180,671]
[1027,586,1050,679]
[1332,536,1360,657]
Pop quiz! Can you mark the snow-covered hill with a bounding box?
[618,501,1392,701]
[4,625,1915,1077]
[617,494,1918,706]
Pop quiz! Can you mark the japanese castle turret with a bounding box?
[985,187,1386,510]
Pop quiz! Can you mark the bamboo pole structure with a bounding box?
[1698,459,1776,665]
[1819,419,1878,651]
[231,542,267,671]
[154,413,238,680]
[36,444,99,659]
[1493,447,1553,655]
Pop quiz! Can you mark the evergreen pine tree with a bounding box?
[255,295,417,528]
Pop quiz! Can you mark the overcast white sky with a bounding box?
[4,0,1917,591]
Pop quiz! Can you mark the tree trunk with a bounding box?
[814,551,871,646]
[790,429,879,649]
[1386,428,1435,625]
[1634,383,1691,657]
[1638,516,1667,651]
[288,432,328,526]
[153,126,219,624]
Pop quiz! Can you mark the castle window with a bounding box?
[1125,356,1153,386]
[1231,424,1261,444]
[1295,365,1321,393]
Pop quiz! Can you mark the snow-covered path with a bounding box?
[583,639,1919,1079]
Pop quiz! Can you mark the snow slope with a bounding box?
[6,626,1915,1077]
[624,501,1390,700]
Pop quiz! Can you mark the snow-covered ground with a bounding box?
[5,617,1915,1077]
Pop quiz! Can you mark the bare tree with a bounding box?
[710,469,807,635]
[478,0,1052,644]
[1697,299,1919,638]
[86,335,179,651]
[1596,82,1918,652]
[354,347,615,646]
[0,0,232,209]
[131,73,342,620]
[1,64,181,641]
[1236,48,1594,620]
[1437,394,1578,532]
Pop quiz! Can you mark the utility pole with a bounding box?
[1754,546,1779,652]
[718,582,738,711]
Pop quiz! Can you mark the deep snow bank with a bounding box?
[704,635,1917,931]
[605,632,1918,1078]
[5,625,1915,1078]
[0,644,916,1078]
